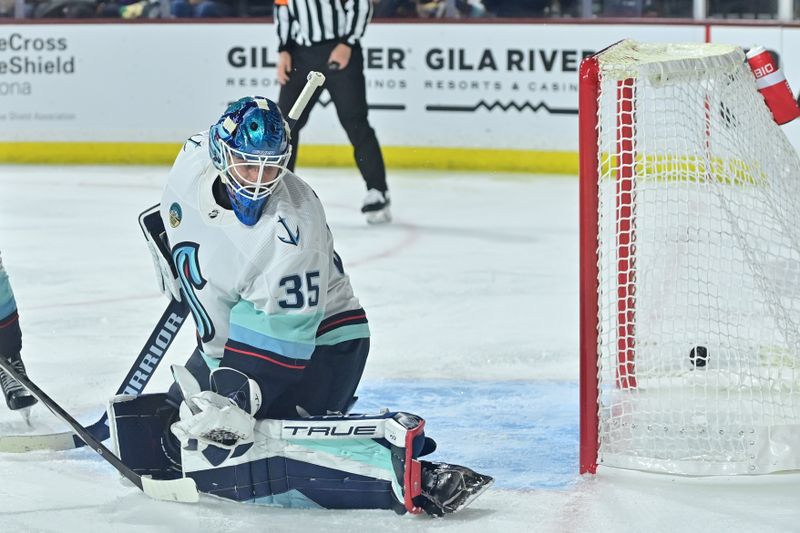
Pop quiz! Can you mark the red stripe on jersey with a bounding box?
[225,344,307,370]
[0,314,18,328]
[318,313,367,334]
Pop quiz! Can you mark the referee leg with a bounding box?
[278,48,325,172]
[326,45,388,193]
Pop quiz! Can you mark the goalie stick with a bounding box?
[286,71,326,130]
[0,298,188,453]
[0,355,199,503]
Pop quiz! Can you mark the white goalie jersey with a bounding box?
[160,133,369,372]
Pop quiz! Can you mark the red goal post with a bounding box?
[579,40,800,476]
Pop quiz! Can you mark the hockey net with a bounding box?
[579,40,800,475]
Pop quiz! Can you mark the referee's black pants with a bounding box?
[278,41,388,194]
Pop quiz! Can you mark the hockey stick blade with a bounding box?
[141,475,199,503]
[0,356,199,503]
[0,416,116,453]
[0,298,188,453]
[0,431,78,453]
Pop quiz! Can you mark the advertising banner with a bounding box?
[0,22,797,169]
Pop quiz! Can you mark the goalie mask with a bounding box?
[209,97,292,226]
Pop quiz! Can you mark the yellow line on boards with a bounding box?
[0,143,579,175]
[0,143,180,165]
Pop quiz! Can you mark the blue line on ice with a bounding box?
[355,379,579,491]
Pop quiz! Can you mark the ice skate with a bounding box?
[361,189,392,224]
[418,461,494,517]
[0,353,37,417]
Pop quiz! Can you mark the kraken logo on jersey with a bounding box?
[172,242,215,343]
[169,202,183,228]
[277,216,300,246]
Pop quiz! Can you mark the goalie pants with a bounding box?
[277,41,388,194]
[167,337,369,417]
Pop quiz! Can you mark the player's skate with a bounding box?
[417,461,494,517]
[0,353,37,422]
[361,189,392,224]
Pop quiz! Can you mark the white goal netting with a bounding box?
[591,41,800,474]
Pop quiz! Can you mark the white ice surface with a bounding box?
[0,165,798,532]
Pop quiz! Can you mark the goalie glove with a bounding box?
[170,366,262,467]
[138,204,181,302]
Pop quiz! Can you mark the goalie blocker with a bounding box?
[108,394,492,516]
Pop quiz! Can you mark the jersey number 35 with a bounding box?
[278,271,320,309]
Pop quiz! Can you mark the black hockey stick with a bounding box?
[0,298,189,452]
[77,297,189,446]
[0,355,199,503]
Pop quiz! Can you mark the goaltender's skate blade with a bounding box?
[419,461,494,517]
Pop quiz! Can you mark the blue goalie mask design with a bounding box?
[208,96,292,226]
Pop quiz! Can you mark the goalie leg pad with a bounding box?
[189,456,398,510]
[180,411,432,513]
[108,393,182,480]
